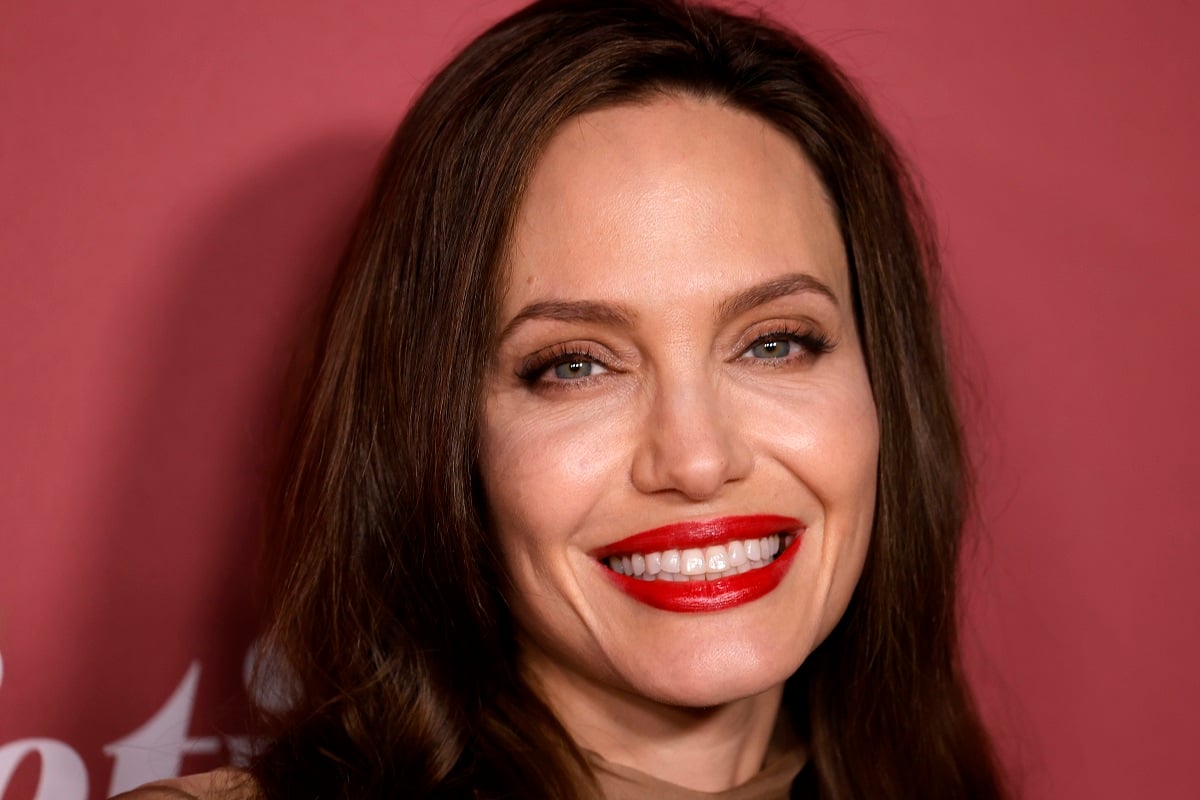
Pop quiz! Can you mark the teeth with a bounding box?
[705,545,729,572]
[603,533,788,581]
[745,538,761,561]
[681,548,706,576]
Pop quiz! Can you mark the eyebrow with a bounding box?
[498,299,636,343]
[498,271,838,342]
[716,272,839,323]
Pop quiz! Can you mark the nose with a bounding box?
[630,375,753,500]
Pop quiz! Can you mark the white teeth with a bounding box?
[705,545,729,572]
[604,533,790,582]
[681,548,706,576]
[727,540,746,567]
[745,538,761,561]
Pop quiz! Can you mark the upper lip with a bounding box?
[589,514,804,559]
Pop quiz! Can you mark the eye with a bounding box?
[749,338,793,359]
[551,357,607,380]
[517,344,612,387]
[740,328,833,363]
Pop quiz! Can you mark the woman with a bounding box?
[122,0,1005,797]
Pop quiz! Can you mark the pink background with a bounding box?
[2,1,1197,798]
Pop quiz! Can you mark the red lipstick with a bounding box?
[591,515,803,613]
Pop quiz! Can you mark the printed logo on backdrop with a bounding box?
[0,644,283,799]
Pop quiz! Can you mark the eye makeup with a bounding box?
[737,324,835,365]
[516,342,614,386]
[512,318,838,392]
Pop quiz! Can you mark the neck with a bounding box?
[524,653,787,792]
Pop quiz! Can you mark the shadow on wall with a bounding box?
[0,132,388,800]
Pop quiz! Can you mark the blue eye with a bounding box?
[741,329,834,363]
[517,347,611,386]
[749,338,792,359]
[553,358,602,379]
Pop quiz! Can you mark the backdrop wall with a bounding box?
[2,1,1196,798]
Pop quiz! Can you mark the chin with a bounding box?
[612,631,811,710]
[636,675,788,710]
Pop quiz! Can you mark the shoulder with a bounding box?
[110,768,257,800]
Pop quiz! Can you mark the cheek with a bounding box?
[478,396,631,557]
[742,367,879,510]
[804,382,878,631]
[802,375,878,518]
[741,370,878,629]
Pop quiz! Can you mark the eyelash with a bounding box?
[516,343,610,387]
[741,325,835,365]
[516,326,834,388]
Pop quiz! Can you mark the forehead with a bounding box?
[504,95,848,315]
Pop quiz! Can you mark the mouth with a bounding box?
[590,515,804,613]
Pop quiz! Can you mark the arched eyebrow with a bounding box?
[498,299,637,343]
[716,272,839,322]
[498,272,838,343]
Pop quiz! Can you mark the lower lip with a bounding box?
[600,533,803,613]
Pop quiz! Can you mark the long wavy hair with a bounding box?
[248,1,1006,797]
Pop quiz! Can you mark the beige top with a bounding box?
[112,748,812,799]
[587,745,809,800]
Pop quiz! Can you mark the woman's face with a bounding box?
[479,97,878,712]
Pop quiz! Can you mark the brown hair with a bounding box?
[249,1,1006,797]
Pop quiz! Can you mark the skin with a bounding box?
[480,95,880,792]
[110,768,247,799]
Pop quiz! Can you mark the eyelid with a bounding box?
[736,322,835,361]
[516,341,615,384]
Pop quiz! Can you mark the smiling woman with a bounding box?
[481,100,880,751]
[118,1,1005,798]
